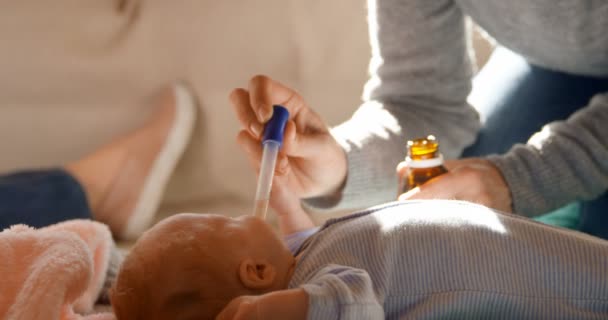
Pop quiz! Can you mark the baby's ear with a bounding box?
[238,258,277,289]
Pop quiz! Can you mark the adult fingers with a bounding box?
[398,164,509,211]
[396,161,408,175]
[398,172,460,201]
[442,158,480,170]
[248,75,307,123]
[281,120,337,158]
[230,88,263,139]
[237,130,290,176]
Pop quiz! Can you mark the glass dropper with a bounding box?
[252,105,289,219]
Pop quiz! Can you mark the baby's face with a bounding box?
[112,213,295,320]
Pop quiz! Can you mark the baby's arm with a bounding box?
[217,264,383,320]
[275,204,315,237]
[216,288,309,320]
[269,172,316,236]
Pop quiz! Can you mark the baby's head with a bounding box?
[111,213,296,320]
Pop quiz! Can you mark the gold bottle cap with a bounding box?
[407,135,439,157]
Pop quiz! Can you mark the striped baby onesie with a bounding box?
[288,200,608,319]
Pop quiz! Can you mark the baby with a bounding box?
[110,200,608,319]
[110,211,300,320]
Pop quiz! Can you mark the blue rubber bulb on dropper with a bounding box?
[262,105,290,147]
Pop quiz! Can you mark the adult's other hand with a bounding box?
[398,158,513,213]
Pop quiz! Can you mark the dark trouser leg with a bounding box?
[462,47,608,239]
[578,191,608,239]
[0,169,92,229]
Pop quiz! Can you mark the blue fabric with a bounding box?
[0,169,92,230]
[462,47,608,239]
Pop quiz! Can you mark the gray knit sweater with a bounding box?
[307,0,608,216]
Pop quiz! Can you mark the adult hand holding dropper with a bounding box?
[231,75,345,233]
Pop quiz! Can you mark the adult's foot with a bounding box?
[66,84,196,239]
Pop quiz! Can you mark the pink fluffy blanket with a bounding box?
[0,220,116,320]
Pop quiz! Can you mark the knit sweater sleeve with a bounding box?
[488,93,608,216]
[304,0,480,212]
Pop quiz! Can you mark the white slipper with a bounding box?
[121,84,197,240]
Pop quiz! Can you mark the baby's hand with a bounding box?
[216,289,309,320]
[215,295,259,320]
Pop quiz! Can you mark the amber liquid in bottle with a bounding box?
[399,135,448,194]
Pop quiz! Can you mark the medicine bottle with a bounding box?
[398,135,448,195]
